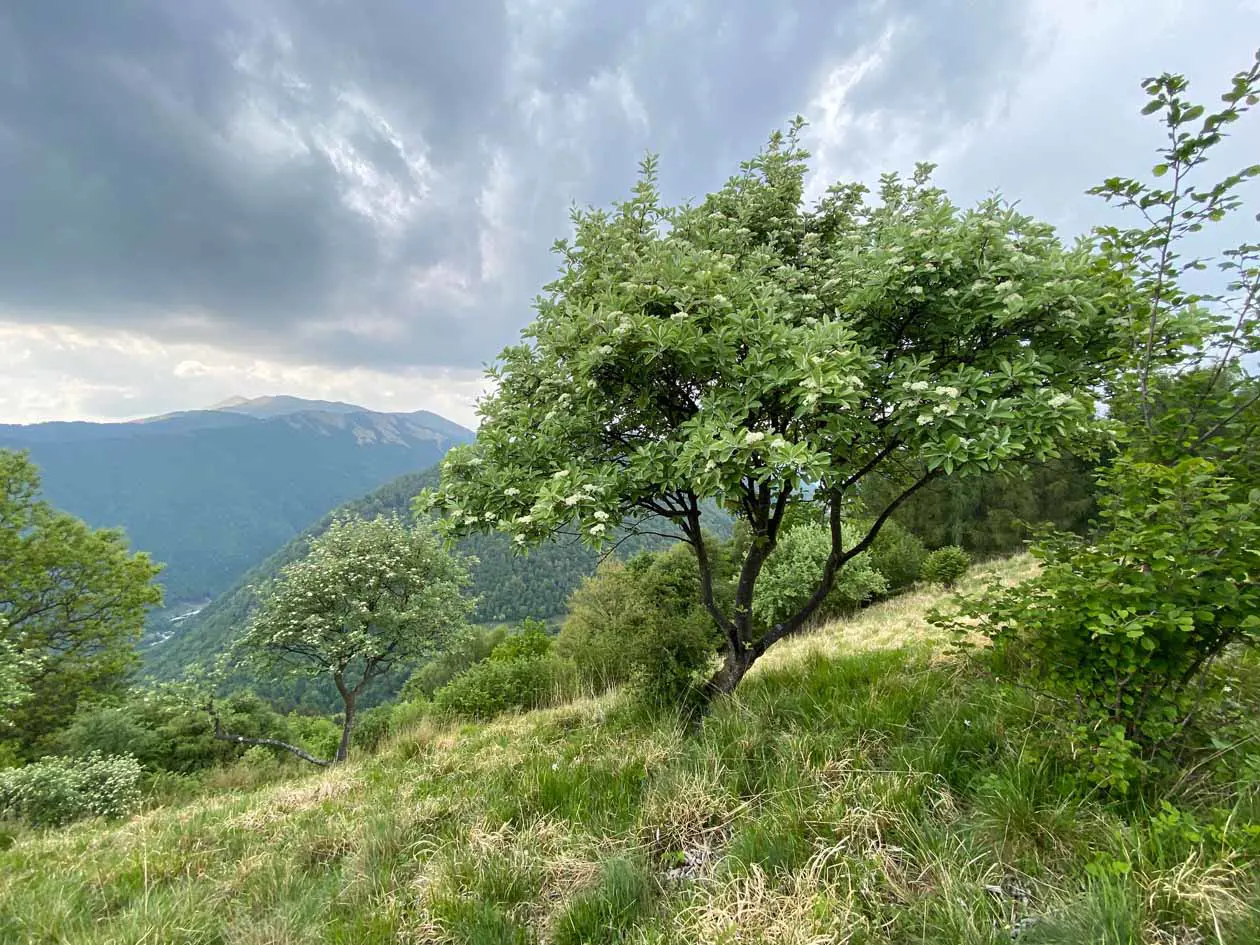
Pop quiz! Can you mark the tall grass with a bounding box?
[2,557,1258,944]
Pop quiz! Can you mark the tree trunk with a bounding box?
[335,690,356,764]
[701,647,755,703]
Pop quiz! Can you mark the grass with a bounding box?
[3,556,1259,944]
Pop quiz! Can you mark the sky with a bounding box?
[1,0,1257,428]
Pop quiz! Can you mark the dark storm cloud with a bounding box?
[0,0,1035,371]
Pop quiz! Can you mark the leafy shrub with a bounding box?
[921,546,969,588]
[401,626,508,701]
[943,459,1260,784]
[753,523,888,628]
[556,560,652,692]
[557,542,730,710]
[867,521,927,592]
[284,713,341,761]
[489,619,553,662]
[432,656,569,720]
[629,608,722,712]
[50,688,295,775]
[0,753,142,828]
[351,705,395,752]
[54,706,159,761]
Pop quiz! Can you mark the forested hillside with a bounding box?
[144,466,719,687]
[0,399,472,605]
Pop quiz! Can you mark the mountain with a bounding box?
[0,397,474,606]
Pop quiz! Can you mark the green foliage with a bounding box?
[753,522,888,628]
[55,687,301,774]
[402,625,508,702]
[282,712,341,762]
[0,752,141,828]
[557,542,731,709]
[238,515,473,761]
[431,655,567,720]
[866,520,927,593]
[947,52,1260,786]
[920,546,970,588]
[240,516,473,688]
[54,706,158,761]
[0,450,163,756]
[488,619,553,662]
[556,561,651,692]
[865,454,1101,557]
[947,459,1260,778]
[350,705,395,753]
[429,118,1129,697]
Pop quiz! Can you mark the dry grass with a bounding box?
[754,553,1036,673]
[3,553,1258,945]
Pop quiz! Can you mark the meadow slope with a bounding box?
[3,557,1258,945]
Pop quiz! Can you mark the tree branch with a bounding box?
[208,702,331,767]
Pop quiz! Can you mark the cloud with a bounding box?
[0,322,489,427]
[1,0,1257,422]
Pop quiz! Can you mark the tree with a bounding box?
[1,450,162,753]
[1091,50,1260,481]
[943,52,1260,779]
[424,121,1132,702]
[230,516,473,763]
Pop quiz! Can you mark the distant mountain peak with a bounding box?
[208,395,252,409]
[209,395,367,418]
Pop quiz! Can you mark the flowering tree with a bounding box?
[424,121,1131,701]
[232,516,473,763]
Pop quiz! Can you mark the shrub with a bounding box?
[867,520,927,592]
[556,560,653,692]
[284,713,342,761]
[432,656,568,720]
[628,608,722,712]
[943,459,1260,785]
[54,705,159,761]
[489,619,553,662]
[351,705,395,752]
[921,546,969,588]
[557,542,730,710]
[48,688,294,775]
[401,626,508,701]
[753,523,888,629]
[0,753,142,828]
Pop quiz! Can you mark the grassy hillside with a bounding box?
[6,557,1258,944]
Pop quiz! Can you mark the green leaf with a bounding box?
[1152,163,1169,178]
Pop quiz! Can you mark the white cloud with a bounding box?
[802,0,1260,245]
[0,321,488,427]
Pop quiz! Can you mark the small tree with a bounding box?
[942,52,1260,778]
[424,121,1131,702]
[1,450,162,753]
[229,516,473,763]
